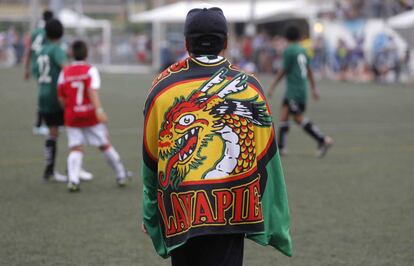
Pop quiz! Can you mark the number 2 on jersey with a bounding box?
[297,54,307,78]
[37,55,51,83]
[71,81,85,105]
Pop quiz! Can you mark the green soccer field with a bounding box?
[0,67,413,266]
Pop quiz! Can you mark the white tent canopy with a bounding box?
[130,1,312,23]
[387,10,414,48]
[59,9,106,28]
[130,1,316,70]
[58,9,111,65]
[388,9,414,29]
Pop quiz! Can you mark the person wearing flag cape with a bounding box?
[140,7,292,266]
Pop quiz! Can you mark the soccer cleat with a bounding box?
[79,169,94,181]
[116,177,127,187]
[279,148,288,157]
[317,136,334,158]
[116,170,132,187]
[43,165,54,180]
[53,171,68,182]
[32,126,49,136]
[43,167,67,182]
[67,182,80,192]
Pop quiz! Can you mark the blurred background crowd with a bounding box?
[0,0,413,83]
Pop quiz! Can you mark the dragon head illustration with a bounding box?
[158,68,270,189]
[158,93,223,180]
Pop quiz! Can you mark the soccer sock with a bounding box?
[278,122,290,149]
[103,146,126,179]
[67,150,83,184]
[301,118,325,145]
[44,136,57,175]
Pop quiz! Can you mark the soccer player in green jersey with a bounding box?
[24,10,53,80]
[23,10,54,135]
[268,25,333,157]
[33,19,68,181]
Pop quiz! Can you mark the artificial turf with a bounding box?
[0,67,413,265]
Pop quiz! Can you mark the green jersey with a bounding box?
[30,27,46,75]
[282,43,310,103]
[34,41,67,113]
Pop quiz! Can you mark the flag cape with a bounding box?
[141,57,292,258]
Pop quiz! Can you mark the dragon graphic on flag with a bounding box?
[157,68,271,189]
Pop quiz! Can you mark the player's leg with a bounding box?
[62,127,93,182]
[293,113,333,157]
[277,101,290,155]
[43,125,58,179]
[293,114,323,143]
[171,234,244,266]
[42,112,67,181]
[100,143,128,186]
[67,146,83,192]
[32,110,48,135]
[66,126,87,191]
[86,124,128,186]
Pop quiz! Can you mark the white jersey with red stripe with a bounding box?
[58,61,101,127]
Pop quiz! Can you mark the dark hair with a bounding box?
[186,34,227,56]
[72,40,88,61]
[285,25,301,41]
[45,19,64,40]
[42,10,54,22]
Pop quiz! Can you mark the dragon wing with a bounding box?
[212,98,272,126]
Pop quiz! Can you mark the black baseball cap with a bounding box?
[184,7,228,38]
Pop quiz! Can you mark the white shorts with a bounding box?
[66,123,109,148]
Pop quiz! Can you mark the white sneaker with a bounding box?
[116,171,133,187]
[32,126,49,136]
[116,177,127,187]
[79,169,94,181]
[53,171,68,182]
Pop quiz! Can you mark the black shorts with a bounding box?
[40,111,64,127]
[283,99,306,115]
[171,234,244,266]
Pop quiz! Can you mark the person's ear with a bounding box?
[223,38,228,50]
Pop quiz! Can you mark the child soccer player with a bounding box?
[34,19,68,181]
[268,25,333,157]
[58,40,128,192]
[23,10,54,136]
